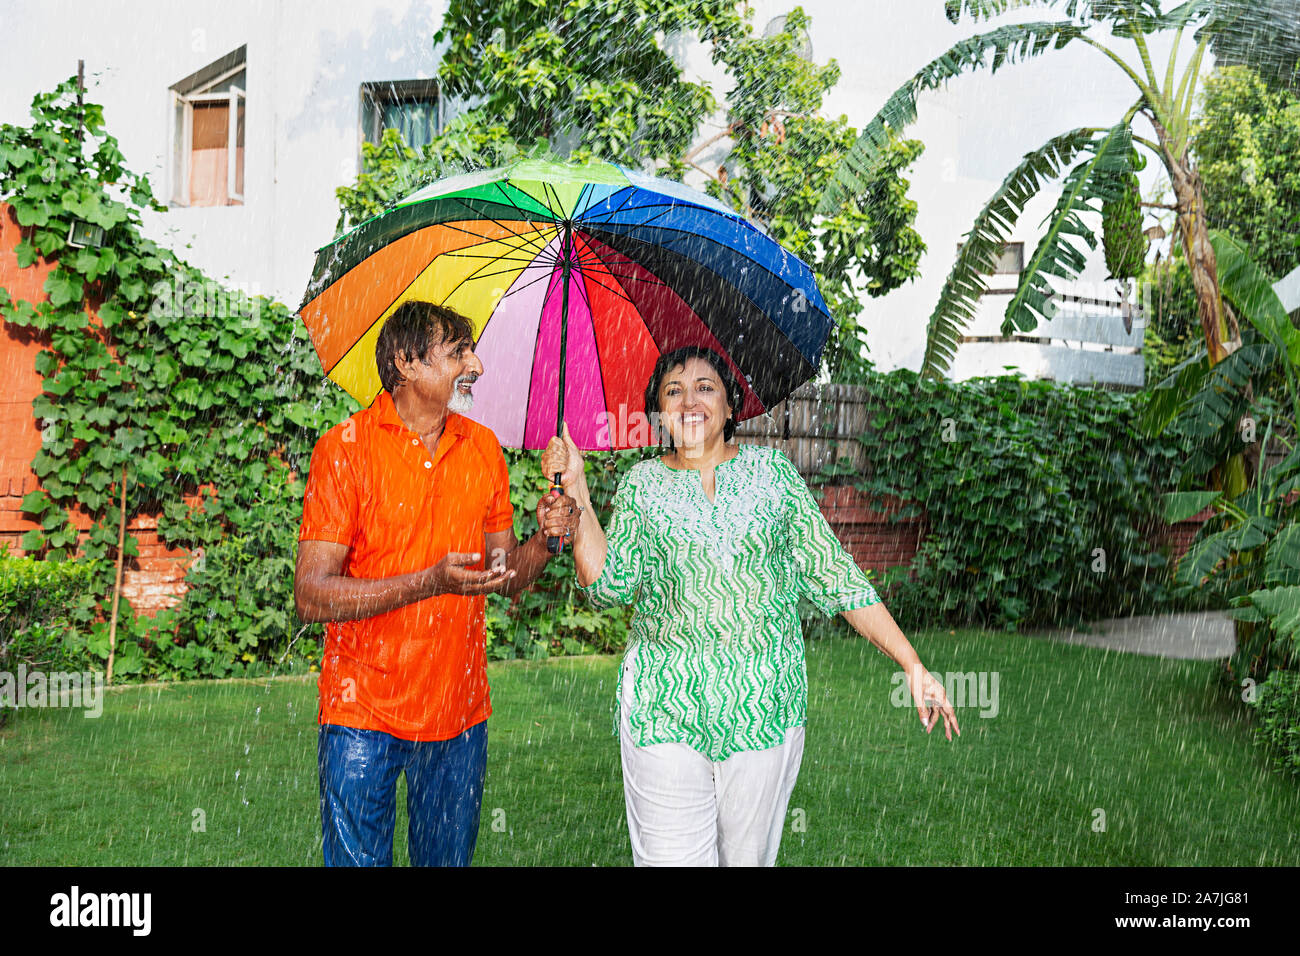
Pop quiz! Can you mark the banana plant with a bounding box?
[818,1,1299,392]
[1157,235,1300,677]
[1143,231,1300,473]
[1162,432,1300,677]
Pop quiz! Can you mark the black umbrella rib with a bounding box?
[587,223,823,312]
[579,199,754,229]
[490,261,571,300]
[439,249,557,268]
[581,200,689,236]
[573,181,643,226]
[435,218,554,253]
[487,180,563,258]
[571,270,640,307]
[431,256,558,309]
[431,196,550,254]
[445,191,553,260]
[540,181,569,226]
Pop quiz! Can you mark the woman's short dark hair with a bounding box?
[376,301,475,393]
[643,346,743,447]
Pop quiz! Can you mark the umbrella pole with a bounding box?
[547,220,573,555]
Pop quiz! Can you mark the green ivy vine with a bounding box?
[0,78,357,677]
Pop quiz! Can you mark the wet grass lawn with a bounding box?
[2,625,1296,866]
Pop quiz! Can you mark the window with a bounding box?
[170,46,245,207]
[956,241,1024,275]
[360,80,441,151]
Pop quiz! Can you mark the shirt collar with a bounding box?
[371,389,467,439]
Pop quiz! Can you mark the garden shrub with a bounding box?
[813,366,1204,631]
[1250,667,1300,777]
[0,546,101,677]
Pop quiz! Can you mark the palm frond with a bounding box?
[1155,0,1218,30]
[1001,122,1134,334]
[944,1,1051,23]
[918,128,1095,379]
[1139,345,1209,438]
[816,20,1087,215]
[1211,230,1300,365]
[1177,513,1277,586]
[1178,341,1278,440]
[1059,1,1165,21]
[945,1,1167,23]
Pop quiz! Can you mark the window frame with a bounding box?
[169,49,247,208]
[358,79,443,161]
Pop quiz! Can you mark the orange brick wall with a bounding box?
[0,203,196,614]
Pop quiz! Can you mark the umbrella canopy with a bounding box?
[298,159,835,449]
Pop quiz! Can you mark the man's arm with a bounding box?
[489,528,550,599]
[488,489,577,598]
[294,539,514,623]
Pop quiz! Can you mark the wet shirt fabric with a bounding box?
[579,444,880,761]
[299,389,513,742]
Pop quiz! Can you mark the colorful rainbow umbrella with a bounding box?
[297,159,835,450]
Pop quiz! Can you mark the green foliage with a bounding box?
[433,0,745,166]
[1206,0,1300,96]
[822,2,1287,381]
[1193,65,1300,281]
[1147,237,1300,745]
[486,448,641,660]
[337,1,925,380]
[1140,254,1202,383]
[0,79,357,680]
[0,546,101,682]
[1142,233,1300,479]
[809,367,1195,631]
[1248,665,1300,776]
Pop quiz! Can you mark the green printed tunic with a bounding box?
[578,444,880,761]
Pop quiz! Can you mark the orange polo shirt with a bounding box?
[298,389,514,741]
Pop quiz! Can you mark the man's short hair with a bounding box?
[376,301,475,393]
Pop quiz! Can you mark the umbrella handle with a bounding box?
[546,474,565,555]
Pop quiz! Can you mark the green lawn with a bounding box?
[1,628,1296,866]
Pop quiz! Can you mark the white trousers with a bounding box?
[618,657,805,867]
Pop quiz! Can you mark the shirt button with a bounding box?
[424,461,432,469]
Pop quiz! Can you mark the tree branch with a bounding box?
[681,123,740,164]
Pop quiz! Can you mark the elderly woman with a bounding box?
[542,346,959,867]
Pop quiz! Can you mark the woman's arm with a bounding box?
[772,449,959,740]
[841,602,920,672]
[841,601,961,740]
[542,422,612,588]
[566,481,609,588]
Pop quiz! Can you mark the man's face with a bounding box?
[394,329,484,416]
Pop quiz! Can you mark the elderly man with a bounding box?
[295,300,575,866]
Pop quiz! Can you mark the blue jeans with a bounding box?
[318,721,488,867]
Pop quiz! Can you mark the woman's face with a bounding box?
[657,356,733,451]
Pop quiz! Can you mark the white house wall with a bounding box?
[1,0,1184,381]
